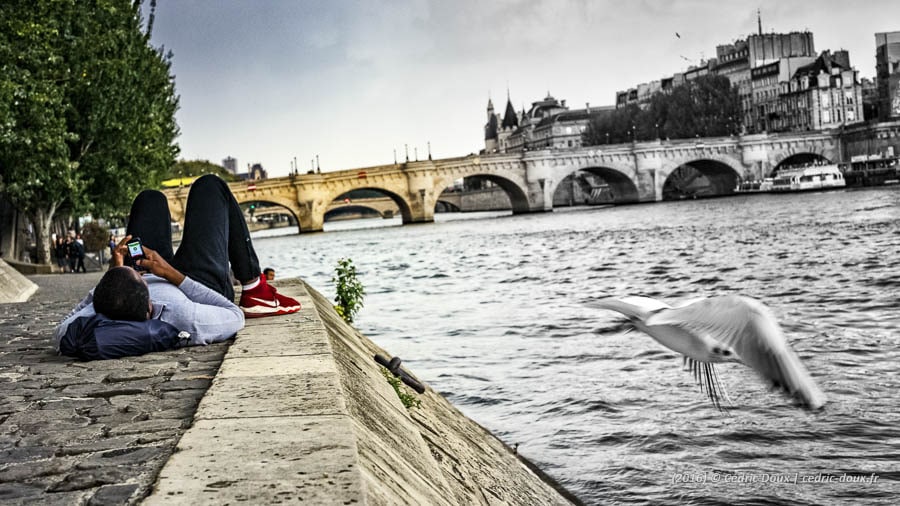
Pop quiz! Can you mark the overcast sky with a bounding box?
[147,0,899,176]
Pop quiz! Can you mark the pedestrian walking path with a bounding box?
[0,272,229,504]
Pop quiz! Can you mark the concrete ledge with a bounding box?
[145,278,574,505]
[0,259,39,303]
[2,258,53,276]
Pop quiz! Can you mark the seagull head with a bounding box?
[707,343,742,364]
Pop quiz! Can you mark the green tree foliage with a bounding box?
[166,160,240,183]
[0,0,179,263]
[81,220,110,254]
[583,75,740,146]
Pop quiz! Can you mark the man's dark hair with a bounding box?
[93,267,150,321]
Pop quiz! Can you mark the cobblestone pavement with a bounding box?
[0,273,230,505]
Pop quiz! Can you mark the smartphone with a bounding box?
[127,237,146,271]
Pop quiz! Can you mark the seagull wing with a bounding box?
[586,296,671,321]
[647,295,827,410]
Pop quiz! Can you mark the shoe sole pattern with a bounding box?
[241,305,302,318]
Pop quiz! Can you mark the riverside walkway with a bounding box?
[0,273,577,505]
[0,272,229,504]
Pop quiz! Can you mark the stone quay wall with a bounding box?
[0,260,38,303]
[0,274,578,505]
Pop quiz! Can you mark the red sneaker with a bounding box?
[239,276,301,318]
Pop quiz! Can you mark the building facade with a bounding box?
[861,77,880,120]
[484,99,500,153]
[875,31,900,120]
[751,56,817,131]
[238,163,268,181]
[484,93,613,154]
[777,51,864,131]
[716,32,817,129]
[222,156,238,175]
[615,30,822,134]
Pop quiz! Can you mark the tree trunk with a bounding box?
[29,206,56,265]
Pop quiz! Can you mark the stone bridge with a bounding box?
[253,197,402,220]
[163,131,840,233]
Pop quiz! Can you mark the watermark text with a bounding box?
[671,472,879,486]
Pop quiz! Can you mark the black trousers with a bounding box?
[125,174,260,301]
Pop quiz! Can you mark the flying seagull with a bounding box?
[589,295,826,411]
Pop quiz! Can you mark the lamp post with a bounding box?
[605,132,610,144]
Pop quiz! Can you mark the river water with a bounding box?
[253,187,899,505]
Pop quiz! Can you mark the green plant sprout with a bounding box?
[380,367,421,409]
[332,258,365,323]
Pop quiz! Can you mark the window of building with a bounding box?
[821,92,830,107]
[847,110,856,122]
[845,91,854,104]
[822,110,831,123]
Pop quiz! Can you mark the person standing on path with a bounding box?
[66,237,77,273]
[73,234,87,273]
[108,234,117,261]
[55,236,68,273]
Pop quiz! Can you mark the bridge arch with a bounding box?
[434,196,461,213]
[233,196,303,233]
[769,142,838,176]
[167,187,306,233]
[324,205,383,221]
[319,185,415,224]
[658,157,742,200]
[432,172,530,214]
[550,164,640,205]
[771,152,834,176]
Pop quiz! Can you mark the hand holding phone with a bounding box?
[127,243,185,286]
[127,237,146,271]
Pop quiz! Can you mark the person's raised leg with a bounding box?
[173,174,300,316]
[171,175,245,300]
[125,190,175,265]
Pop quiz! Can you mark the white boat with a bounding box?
[770,164,846,192]
[735,178,774,193]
